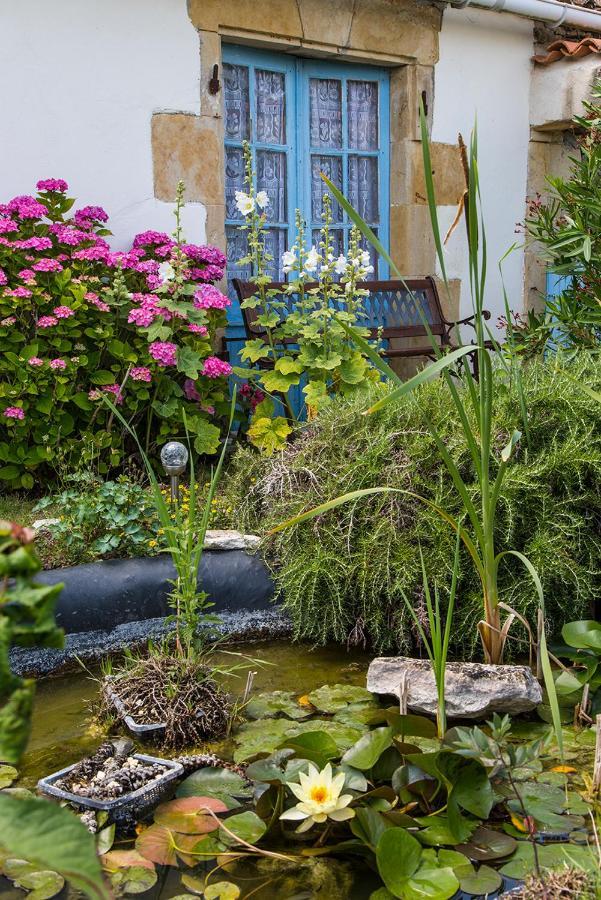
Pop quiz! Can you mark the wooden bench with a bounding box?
[229,277,490,366]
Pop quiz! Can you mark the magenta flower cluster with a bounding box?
[202,356,232,378]
[193,284,231,310]
[149,341,178,367]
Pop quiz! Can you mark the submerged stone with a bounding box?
[366,657,542,718]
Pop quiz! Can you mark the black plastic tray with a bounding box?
[37,753,183,819]
[105,682,166,738]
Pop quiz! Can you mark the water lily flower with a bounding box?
[235,190,255,217]
[304,246,320,274]
[256,190,270,210]
[280,763,355,833]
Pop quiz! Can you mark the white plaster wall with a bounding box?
[432,7,533,325]
[0,0,204,248]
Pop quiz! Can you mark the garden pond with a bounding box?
[7,639,601,900]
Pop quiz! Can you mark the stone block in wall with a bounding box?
[152,113,223,205]
[410,141,464,207]
[390,203,437,275]
[531,56,601,131]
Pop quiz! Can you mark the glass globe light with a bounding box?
[160,441,188,476]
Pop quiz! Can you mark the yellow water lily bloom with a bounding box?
[280,763,355,833]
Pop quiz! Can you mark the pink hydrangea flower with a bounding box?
[131,366,152,382]
[193,284,231,310]
[182,244,226,267]
[33,258,63,273]
[53,305,75,319]
[72,246,110,262]
[149,341,177,367]
[37,178,68,193]
[1,316,16,326]
[202,356,232,379]
[15,236,53,251]
[85,292,110,312]
[0,219,18,234]
[102,384,123,404]
[146,275,161,291]
[18,269,36,282]
[49,223,91,246]
[8,196,47,219]
[188,264,225,283]
[49,358,67,370]
[6,287,32,298]
[188,324,208,335]
[132,230,171,249]
[4,406,24,420]
[88,389,102,401]
[0,268,7,286]
[74,206,109,228]
[37,316,58,328]
[28,357,43,366]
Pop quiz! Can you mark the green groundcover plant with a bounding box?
[225,354,601,656]
[0,179,232,488]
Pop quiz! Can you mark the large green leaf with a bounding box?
[279,731,339,769]
[341,727,393,771]
[244,691,313,721]
[376,828,422,886]
[0,795,109,899]
[562,620,601,652]
[176,767,253,801]
[307,684,375,714]
[220,811,266,846]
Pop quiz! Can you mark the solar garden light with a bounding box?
[160,441,188,505]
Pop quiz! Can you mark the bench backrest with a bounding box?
[232,277,447,341]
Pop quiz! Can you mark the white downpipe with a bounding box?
[451,0,601,33]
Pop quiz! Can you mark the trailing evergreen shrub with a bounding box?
[226,355,601,657]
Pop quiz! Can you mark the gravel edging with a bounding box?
[10,608,292,678]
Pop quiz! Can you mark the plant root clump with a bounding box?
[55,740,166,800]
[104,655,231,748]
[500,867,596,899]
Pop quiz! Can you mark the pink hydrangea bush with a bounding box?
[0,179,231,488]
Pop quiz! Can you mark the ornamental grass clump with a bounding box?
[0,179,232,488]
[224,353,601,658]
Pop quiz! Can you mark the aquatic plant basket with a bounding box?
[105,680,167,739]
[37,753,183,822]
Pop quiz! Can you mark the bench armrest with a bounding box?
[443,309,491,330]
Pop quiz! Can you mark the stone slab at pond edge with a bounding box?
[367,657,542,719]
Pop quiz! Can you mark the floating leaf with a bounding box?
[204,882,241,900]
[181,874,205,895]
[244,691,313,720]
[176,768,252,801]
[307,684,375,714]
[220,811,266,847]
[341,727,393,771]
[153,797,226,834]
[108,866,157,894]
[135,825,178,867]
[376,827,422,886]
[458,863,502,895]
[101,850,154,872]
[279,731,338,769]
[456,826,517,862]
[176,834,226,867]
[351,807,392,851]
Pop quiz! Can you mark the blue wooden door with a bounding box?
[222,45,390,412]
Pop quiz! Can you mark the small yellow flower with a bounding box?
[280,763,354,833]
[148,539,157,548]
[157,528,164,535]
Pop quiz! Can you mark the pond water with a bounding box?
[21,639,373,786]
[15,640,599,900]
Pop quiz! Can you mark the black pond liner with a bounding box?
[37,753,183,823]
[36,549,275,634]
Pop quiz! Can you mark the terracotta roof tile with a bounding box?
[533,36,601,64]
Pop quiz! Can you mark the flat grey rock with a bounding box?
[203,530,261,551]
[367,656,542,719]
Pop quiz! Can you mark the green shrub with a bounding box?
[225,355,601,657]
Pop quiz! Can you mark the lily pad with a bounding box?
[154,797,226,834]
[180,874,205,895]
[307,684,375,714]
[176,767,253,802]
[458,864,502,895]
[220,811,266,846]
[108,865,157,894]
[456,826,517,862]
[341,727,393,771]
[3,860,65,900]
[244,691,313,721]
[233,719,297,763]
[204,883,241,900]
[279,731,339,768]
[500,841,596,879]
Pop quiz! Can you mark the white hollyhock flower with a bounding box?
[334,254,347,275]
[304,246,320,274]
[280,763,355,833]
[158,261,175,282]
[235,191,255,217]
[256,190,270,210]
[282,249,297,274]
